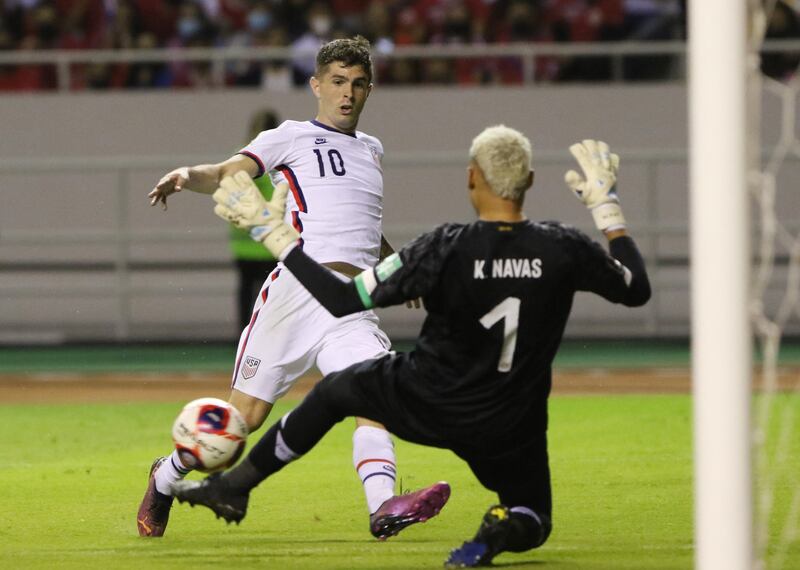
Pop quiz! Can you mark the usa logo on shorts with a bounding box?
[241,356,261,380]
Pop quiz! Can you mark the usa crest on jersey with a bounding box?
[241,356,261,380]
[367,144,381,165]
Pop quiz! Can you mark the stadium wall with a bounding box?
[0,85,795,342]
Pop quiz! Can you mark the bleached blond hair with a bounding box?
[469,125,532,200]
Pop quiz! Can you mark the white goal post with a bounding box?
[690,1,754,569]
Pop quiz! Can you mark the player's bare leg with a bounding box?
[229,389,273,431]
[137,390,271,537]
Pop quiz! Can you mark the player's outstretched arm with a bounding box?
[565,140,651,307]
[148,154,260,210]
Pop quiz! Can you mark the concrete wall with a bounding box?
[0,85,796,342]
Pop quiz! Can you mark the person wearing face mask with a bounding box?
[168,1,217,86]
[290,1,336,85]
[172,0,211,46]
[247,3,273,34]
[227,1,278,86]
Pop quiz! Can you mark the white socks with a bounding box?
[352,426,396,513]
[154,450,191,496]
[153,428,397,508]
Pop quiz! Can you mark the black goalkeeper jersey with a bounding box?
[284,219,650,439]
[369,220,649,435]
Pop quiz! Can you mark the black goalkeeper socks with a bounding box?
[222,458,268,492]
[224,424,287,491]
[222,384,345,494]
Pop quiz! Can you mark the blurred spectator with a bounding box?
[621,0,682,80]
[491,0,553,84]
[0,23,39,90]
[126,31,172,87]
[2,2,60,89]
[133,0,179,43]
[420,57,454,83]
[393,5,427,45]
[226,2,292,90]
[259,27,293,90]
[55,0,106,48]
[362,2,393,49]
[104,0,142,50]
[168,0,218,87]
[760,1,800,82]
[226,0,279,86]
[26,3,61,50]
[290,1,336,85]
[383,58,420,84]
[330,0,371,34]
[0,0,691,91]
[547,0,625,82]
[279,0,314,39]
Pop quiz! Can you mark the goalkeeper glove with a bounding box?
[564,139,626,232]
[212,171,300,259]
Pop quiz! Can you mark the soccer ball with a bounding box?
[172,397,248,473]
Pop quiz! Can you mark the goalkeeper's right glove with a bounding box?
[564,139,626,232]
[212,171,300,259]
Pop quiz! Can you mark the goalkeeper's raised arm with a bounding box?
[148,154,260,210]
[564,139,626,235]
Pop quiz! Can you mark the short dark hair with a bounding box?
[315,36,373,83]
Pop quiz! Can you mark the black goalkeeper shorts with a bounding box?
[315,354,552,517]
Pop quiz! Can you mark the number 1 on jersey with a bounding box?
[480,297,520,372]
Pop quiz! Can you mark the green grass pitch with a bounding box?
[0,394,797,569]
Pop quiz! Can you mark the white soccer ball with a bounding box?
[172,397,248,473]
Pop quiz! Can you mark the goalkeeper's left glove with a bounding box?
[564,139,626,232]
[212,171,299,258]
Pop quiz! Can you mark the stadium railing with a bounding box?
[2,39,797,90]
[0,41,717,90]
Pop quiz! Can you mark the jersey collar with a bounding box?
[310,120,357,138]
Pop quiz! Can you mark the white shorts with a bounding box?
[230,267,391,403]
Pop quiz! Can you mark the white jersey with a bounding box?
[239,119,384,269]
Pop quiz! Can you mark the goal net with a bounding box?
[750,2,800,569]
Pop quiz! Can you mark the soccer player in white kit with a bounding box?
[137,36,449,539]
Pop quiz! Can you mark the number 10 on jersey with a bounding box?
[313,149,346,177]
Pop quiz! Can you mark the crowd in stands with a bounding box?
[0,0,793,91]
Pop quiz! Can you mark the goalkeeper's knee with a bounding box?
[504,508,552,551]
[475,505,552,556]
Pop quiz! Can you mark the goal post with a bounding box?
[689,1,754,569]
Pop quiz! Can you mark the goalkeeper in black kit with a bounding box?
[172,126,651,567]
